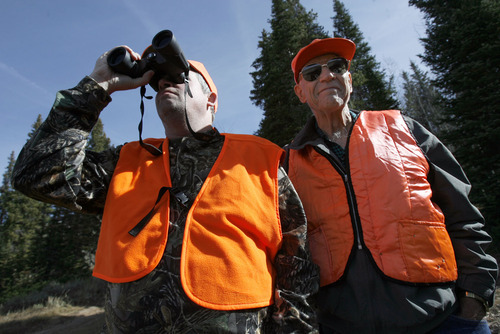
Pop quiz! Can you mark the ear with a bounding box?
[348,72,353,93]
[294,84,307,103]
[207,91,217,109]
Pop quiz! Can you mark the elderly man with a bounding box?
[12,37,319,333]
[284,38,497,333]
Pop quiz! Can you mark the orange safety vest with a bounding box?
[288,110,457,286]
[93,134,284,310]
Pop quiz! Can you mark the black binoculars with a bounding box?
[107,30,189,91]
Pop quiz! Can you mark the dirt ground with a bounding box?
[0,306,105,334]
[32,307,105,334]
[1,291,499,333]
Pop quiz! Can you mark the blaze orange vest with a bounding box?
[93,134,284,310]
[288,110,457,286]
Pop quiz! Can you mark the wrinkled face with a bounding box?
[294,53,352,117]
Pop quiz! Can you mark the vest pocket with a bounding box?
[397,220,457,283]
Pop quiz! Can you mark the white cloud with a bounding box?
[0,61,51,100]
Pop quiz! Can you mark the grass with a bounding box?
[0,279,498,333]
[0,278,105,314]
[0,278,106,334]
[0,302,104,334]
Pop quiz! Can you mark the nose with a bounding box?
[157,76,174,90]
[319,64,335,82]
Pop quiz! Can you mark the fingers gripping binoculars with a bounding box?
[107,30,189,91]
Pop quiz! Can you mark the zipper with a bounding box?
[313,109,364,249]
[314,146,363,250]
[343,172,363,250]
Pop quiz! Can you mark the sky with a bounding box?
[0,0,427,176]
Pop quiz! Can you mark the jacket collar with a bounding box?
[288,116,324,150]
[288,110,361,150]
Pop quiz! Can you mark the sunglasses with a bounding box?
[300,58,350,82]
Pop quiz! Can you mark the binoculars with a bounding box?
[107,30,189,90]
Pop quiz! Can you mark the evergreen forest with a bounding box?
[1,0,499,306]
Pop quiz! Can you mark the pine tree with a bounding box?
[0,115,56,299]
[409,0,500,250]
[0,152,52,300]
[1,114,114,294]
[251,0,328,146]
[39,117,112,282]
[401,61,444,136]
[88,118,111,151]
[332,0,399,111]
[28,114,43,140]
[39,207,101,282]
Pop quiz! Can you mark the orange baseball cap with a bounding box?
[291,38,356,83]
[142,46,218,113]
[188,60,218,113]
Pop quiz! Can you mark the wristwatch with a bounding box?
[462,291,489,312]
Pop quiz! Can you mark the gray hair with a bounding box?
[190,70,215,117]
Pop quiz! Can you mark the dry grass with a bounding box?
[0,297,104,334]
[0,283,498,333]
[0,278,106,333]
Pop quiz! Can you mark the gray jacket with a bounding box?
[284,111,497,333]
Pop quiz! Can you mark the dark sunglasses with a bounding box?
[300,58,350,82]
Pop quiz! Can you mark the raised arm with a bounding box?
[12,46,154,214]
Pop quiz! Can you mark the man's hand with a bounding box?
[456,296,487,321]
[90,45,154,94]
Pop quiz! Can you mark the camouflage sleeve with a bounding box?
[12,77,120,215]
[268,167,320,333]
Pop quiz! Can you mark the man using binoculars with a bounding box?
[12,33,319,333]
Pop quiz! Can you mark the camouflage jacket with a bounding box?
[12,77,319,334]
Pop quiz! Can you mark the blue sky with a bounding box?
[0,0,426,175]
